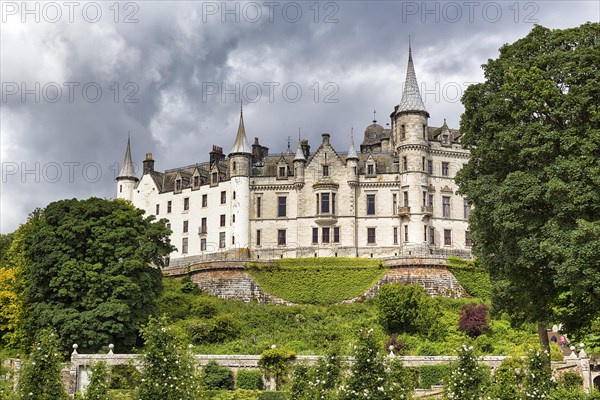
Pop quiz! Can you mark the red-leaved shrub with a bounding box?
[458,303,490,338]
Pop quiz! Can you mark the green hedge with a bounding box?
[415,365,450,389]
[200,390,289,400]
[236,369,263,390]
[246,258,387,304]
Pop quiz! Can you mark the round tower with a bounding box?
[229,106,252,256]
[393,44,431,248]
[116,137,138,201]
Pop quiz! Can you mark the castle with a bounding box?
[116,46,471,266]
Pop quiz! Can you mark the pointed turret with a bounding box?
[116,136,138,201]
[294,141,306,162]
[397,43,428,116]
[230,105,252,155]
[347,133,359,160]
[117,136,137,180]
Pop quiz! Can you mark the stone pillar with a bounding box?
[578,348,592,393]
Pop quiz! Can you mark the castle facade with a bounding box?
[116,47,471,266]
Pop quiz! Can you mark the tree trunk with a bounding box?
[537,321,551,364]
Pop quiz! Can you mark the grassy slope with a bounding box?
[246,258,387,304]
[161,278,538,356]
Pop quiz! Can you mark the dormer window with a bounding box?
[442,134,449,145]
[174,179,182,192]
[212,172,218,184]
[367,164,375,176]
[278,166,286,178]
[323,165,329,177]
[193,175,200,188]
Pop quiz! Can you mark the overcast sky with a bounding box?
[1,1,598,233]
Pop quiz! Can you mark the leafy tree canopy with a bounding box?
[21,197,174,352]
[456,22,600,338]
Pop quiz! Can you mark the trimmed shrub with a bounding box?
[236,369,263,390]
[417,365,450,389]
[458,303,490,338]
[258,392,289,400]
[375,283,440,335]
[201,361,234,390]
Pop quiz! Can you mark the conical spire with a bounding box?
[294,141,306,162]
[118,135,137,179]
[230,103,251,154]
[347,128,358,160]
[397,42,428,115]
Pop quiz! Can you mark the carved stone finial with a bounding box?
[108,344,114,355]
[72,344,79,356]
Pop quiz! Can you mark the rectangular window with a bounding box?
[332,193,336,214]
[367,228,376,244]
[278,229,286,245]
[402,156,408,171]
[212,172,218,184]
[367,164,374,175]
[278,166,286,177]
[442,162,449,177]
[166,222,171,231]
[442,134,449,145]
[367,194,375,215]
[428,194,434,208]
[183,220,188,233]
[220,214,226,227]
[312,228,318,244]
[256,230,261,246]
[333,227,340,243]
[424,225,428,242]
[429,227,435,245]
[219,232,226,248]
[393,227,398,245]
[403,191,409,207]
[444,229,452,246]
[392,194,397,214]
[401,124,406,140]
[156,204,160,215]
[465,231,472,247]
[167,200,172,213]
[316,194,320,214]
[256,197,262,218]
[427,160,433,175]
[323,165,329,177]
[422,157,426,171]
[278,196,287,217]
[404,225,409,242]
[422,191,427,207]
[423,124,427,139]
[220,191,226,204]
[464,199,470,219]
[201,217,207,234]
[202,194,207,207]
[184,197,189,211]
[322,227,330,243]
[321,193,330,213]
[442,196,451,218]
[182,238,188,254]
[200,238,206,251]
[193,175,200,187]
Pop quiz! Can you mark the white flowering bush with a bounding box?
[444,345,489,400]
[83,362,109,400]
[290,347,344,400]
[17,328,68,400]
[339,328,414,400]
[522,349,553,400]
[138,316,201,400]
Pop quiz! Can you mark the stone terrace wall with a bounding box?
[163,257,466,304]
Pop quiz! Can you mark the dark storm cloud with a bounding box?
[1,0,598,232]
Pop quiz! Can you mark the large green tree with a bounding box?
[456,23,600,349]
[21,198,174,352]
